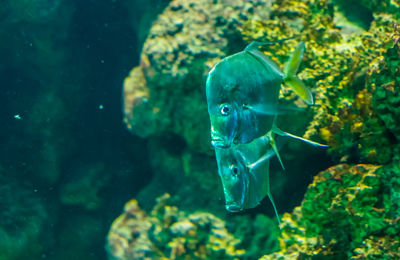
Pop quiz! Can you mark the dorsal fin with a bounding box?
[282,42,314,105]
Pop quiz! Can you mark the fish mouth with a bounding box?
[226,204,243,212]
[211,137,230,148]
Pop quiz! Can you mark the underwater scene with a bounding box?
[1,0,400,259]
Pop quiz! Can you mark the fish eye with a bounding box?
[230,164,239,177]
[219,104,231,116]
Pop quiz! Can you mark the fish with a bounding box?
[207,40,327,221]
[215,129,326,224]
[215,133,281,223]
[206,41,313,149]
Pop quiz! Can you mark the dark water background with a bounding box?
[0,0,168,259]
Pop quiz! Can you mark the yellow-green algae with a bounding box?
[260,164,400,259]
[237,0,400,164]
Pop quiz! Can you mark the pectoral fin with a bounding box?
[245,103,304,115]
[247,148,276,170]
[272,125,328,147]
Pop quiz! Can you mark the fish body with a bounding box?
[215,135,269,210]
[215,125,326,223]
[206,49,281,148]
[215,134,280,222]
[206,41,312,148]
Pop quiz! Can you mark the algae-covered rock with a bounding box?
[260,164,400,259]
[238,0,400,165]
[106,194,244,260]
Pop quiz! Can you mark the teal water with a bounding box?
[0,1,167,259]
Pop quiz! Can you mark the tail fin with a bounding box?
[283,42,314,105]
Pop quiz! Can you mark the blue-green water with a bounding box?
[0,1,167,259]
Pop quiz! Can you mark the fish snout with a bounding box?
[210,133,231,148]
[211,138,230,148]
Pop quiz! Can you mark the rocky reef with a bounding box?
[123,0,400,210]
[107,162,400,259]
[121,0,400,258]
[261,163,400,259]
[106,194,244,260]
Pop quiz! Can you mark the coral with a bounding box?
[369,38,400,142]
[106,194,244,260]
[226,214,280,259]
[260,164,400,259]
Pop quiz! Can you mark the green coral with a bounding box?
[260,164,400,259]
[370,43,400,141]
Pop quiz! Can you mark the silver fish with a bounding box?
[215,127,327,224]
[206,41,313,149]
[215,134,281,222]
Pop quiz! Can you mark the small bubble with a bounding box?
[99,104,104,110]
